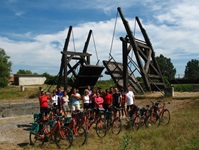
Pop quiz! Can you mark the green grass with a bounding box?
[24,99,199,150]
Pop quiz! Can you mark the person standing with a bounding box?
[51,90,59,114]
[112,88,121,117]
[56,87,64,112]
[38,89,51,117]
[94,92,104,109]
[70,88,81,111]
[61,91,70,116]
[125,86,136,117]
[83,89,90,110]
[102,89,112,111]
[121,88,127,118]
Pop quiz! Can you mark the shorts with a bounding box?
[62,105,70,112]
[103,104,111,111]
[71,104,80,111]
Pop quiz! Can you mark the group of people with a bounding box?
[38,85,136,118]
[81,86,136,118]
[38,87,70,117]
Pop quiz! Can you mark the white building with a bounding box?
[14,74,46,85]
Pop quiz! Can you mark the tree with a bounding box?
[184,59,199,79]
[155,54,176,79]
[42,72,57,84]
[17,69,32,74]
[0,48,12,87]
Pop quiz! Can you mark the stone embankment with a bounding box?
[0,100,39,118]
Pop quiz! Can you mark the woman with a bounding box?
[83,89,90,110]
[38,89,51,117]
[51,90,59,114]
[61,91,70,116]
[94,92,104,109]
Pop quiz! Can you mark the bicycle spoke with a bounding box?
[96,119,107,138]
[160,109,170,126]
[112,117,122,135]
[73,125,87,146]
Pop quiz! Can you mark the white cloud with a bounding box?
[0,0,199,78]
[15,11,25,16]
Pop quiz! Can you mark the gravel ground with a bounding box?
[0,115,33,149]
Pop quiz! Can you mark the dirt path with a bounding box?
[0,115,33,149]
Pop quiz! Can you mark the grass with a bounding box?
[0,85,56,102]
[1,84,199,149]
[23,99,199,150]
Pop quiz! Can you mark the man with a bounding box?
[102,89,112,111]
[112,88,121,117]
[125,86,136,116]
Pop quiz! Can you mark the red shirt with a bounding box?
[121,94,126,103]
[103,93,112,105]
[39,95,49,108]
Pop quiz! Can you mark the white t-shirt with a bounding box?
[125,91,135,105]
[62,96,69,106]
[83,95,90,104]
[52,95,59,105]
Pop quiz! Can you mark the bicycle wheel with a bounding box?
[96,118,107,138]
[160,109,170,126]
[133,115,145,131]
[112,117,122,135]
[145,113,160,128]
[132,116,140,131]
[106,113,114,131]
[29,132,44,146]
[54,126,73,149]
[73,125,87,146]
[29,123,44,147]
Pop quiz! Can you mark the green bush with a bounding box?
[173,84,193,92]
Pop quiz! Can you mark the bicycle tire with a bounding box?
[29,132,44,146]
[134,115,145,131]
[106,113,114,131]
[112,117,122,135]
[145,113,160,128]
[54,126,73,149]
[160,109,170,126]
[96,118,107,138]
[132,115,140,131]
[73,125,87,146]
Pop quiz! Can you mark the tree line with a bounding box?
[0,48,199,88]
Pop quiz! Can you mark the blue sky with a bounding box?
[0,0,199,79]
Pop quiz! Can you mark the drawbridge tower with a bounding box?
[103,7,166,94]
[57,26,104,94]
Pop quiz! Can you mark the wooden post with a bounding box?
[121,37,128,91]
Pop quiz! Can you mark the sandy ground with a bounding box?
[0,92,199,149]
[0,115,33,149]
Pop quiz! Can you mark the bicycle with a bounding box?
[106,106,122,135]
[64,110,87,146]
[30,114,73,149]
[125,104,148,131]
[94,108,107,138]
[145,100,170,128]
